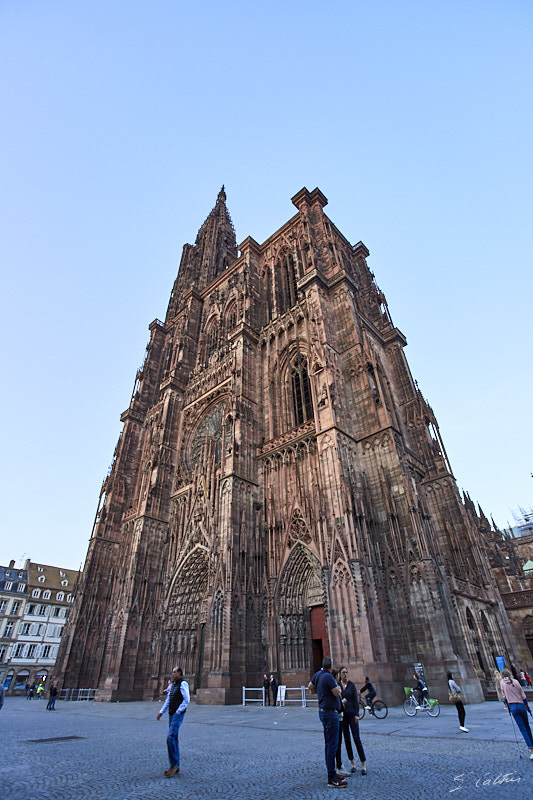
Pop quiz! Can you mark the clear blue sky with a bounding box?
[1,1,531,570]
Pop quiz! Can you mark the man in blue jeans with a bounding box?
[308,657,347,788]
[157,667,190,777]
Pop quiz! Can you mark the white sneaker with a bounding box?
[365,705,371,710]
[460,726,469,732]
[529,753,533,760]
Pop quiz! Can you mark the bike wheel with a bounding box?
[403,698,417,716]
[372,700,388,719]
[427,701,440,717]
[358,699,366,720]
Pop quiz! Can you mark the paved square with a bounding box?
[2,697,531,799]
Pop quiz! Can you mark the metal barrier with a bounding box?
[58,688,96,701]
[242,685,316,707]
[242,686,266,705]
[277,686,307,706]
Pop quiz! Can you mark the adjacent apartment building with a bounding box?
[0,559,79,694]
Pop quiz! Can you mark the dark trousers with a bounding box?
[509,704,533,748]
[342,712,366,763]
[454,700,466,727]
[264,686,270,705]
[319,709,340,782]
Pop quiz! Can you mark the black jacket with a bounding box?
[168,678,185,716]
[341,680,359,713]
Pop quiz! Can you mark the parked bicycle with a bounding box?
[358,695,388,719]
[403,687,440,716]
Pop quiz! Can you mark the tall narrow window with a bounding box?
[291,356,313,426]
[226,302,237,331]
[205,320,219,361]
[277,254,298,315]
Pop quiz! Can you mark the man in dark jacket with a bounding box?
[308,657,347,788]
[359,676,376,709]
[157,667,190,777]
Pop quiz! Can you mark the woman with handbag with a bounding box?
[447,671,468,732]
[500,669,533,760]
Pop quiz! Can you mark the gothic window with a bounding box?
[204,319,219,361]
[265,266,274,321]
[466,609,475,630]
[291,356,313,427]
[277,253,298,315]
[225,302,237,332]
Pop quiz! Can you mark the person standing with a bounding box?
[332,671,349,778]
[447,671,468,732]
[0,681,4,710]
[500,669,533,760]
[339,667,367,774]
[269,674,278,706]
[263,674,271,706]
[47,684,58,711]
[308,657,347,788]
[156,667,190,777]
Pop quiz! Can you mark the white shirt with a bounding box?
[159,679,190,716]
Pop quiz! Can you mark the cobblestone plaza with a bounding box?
[2,697,532,800]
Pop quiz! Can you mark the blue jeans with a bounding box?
[167,711,185,767]
[509,704,533,748]
[319,709,339,782]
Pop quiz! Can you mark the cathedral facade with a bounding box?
[55,188,522,703]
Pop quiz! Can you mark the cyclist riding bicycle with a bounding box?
[359,676,376,709]
[413,673,428,708]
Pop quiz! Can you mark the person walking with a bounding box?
[156,667,190,777]
[339,666,367,775]
[493,668,503,701]
[308,657,347,789]
[263,674,271,705]
[500,669,533,760]
[447,671,468,732]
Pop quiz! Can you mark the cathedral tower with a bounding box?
[55,188,518,703]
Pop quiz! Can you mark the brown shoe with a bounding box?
[164,765,179,777]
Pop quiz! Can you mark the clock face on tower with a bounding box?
[188,402,225,468]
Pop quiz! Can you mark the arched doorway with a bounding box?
[275,542,326,677]
[163,547,210,690]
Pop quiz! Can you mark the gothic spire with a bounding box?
[171,187,237,304]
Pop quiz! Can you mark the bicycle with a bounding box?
[403,687,440,716]
[358,695,388,719]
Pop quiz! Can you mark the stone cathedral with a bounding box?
[55,187,521,704]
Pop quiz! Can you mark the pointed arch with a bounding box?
[275,542,324,673]
[163,546,211,683]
